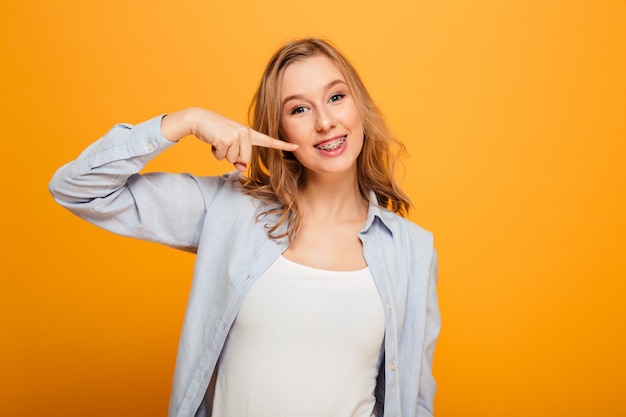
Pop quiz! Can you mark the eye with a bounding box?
[291,106,307,115]
[329,93,345,103]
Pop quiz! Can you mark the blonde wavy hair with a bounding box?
[240,37,412,240]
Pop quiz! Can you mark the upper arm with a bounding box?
[417,248,440,416]
[48,116,224,251]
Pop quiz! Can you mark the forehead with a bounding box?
[279,54,346,95]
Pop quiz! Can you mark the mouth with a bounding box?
[314,136,346,151]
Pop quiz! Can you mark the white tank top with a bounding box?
[212,255,385,417]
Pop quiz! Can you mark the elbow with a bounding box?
[48,167,66,203]
[48,164,89,207]
[48,164,72,205]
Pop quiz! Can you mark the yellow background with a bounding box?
[2,0,625,416]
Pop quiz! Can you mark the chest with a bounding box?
[283,218,367,270]
[234,256,385,345]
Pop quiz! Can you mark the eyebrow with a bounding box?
[281,79,348,108]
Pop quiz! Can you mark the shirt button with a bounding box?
[386,303,392,311]
[146,142,155,151]
[390,362,396,371]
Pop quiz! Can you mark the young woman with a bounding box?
[49,38,440,417]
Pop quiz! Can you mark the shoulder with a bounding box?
[375,208,434,249]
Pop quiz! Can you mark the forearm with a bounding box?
[49,115,173,205]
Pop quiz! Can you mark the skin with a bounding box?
[161,107,298,171]
[160,54,368,271]
[280,54,365,182]
[279,55,368,270]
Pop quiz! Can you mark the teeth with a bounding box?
[316,137,345,151]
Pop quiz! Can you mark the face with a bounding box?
[279,54,364,179]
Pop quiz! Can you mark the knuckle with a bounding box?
[236,126,249,137]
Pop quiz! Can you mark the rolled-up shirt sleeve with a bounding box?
[48,115,212,252]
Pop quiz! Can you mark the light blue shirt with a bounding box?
[49,116,440,417]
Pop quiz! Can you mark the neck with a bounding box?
[298,171,368,222]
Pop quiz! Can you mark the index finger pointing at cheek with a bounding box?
[250,130,298,151]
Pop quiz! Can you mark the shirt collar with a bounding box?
[362,190,395,237]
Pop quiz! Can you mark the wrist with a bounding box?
[160,108,199,142]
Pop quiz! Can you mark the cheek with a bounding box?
[343,103,363,130]
[354,124,365,154]
[352,117,365,141]
[280,122,307,145]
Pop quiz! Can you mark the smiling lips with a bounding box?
[314,136,346,151]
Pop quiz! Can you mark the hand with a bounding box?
[161,108,298,172]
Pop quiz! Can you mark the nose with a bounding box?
[315,109,337,131]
